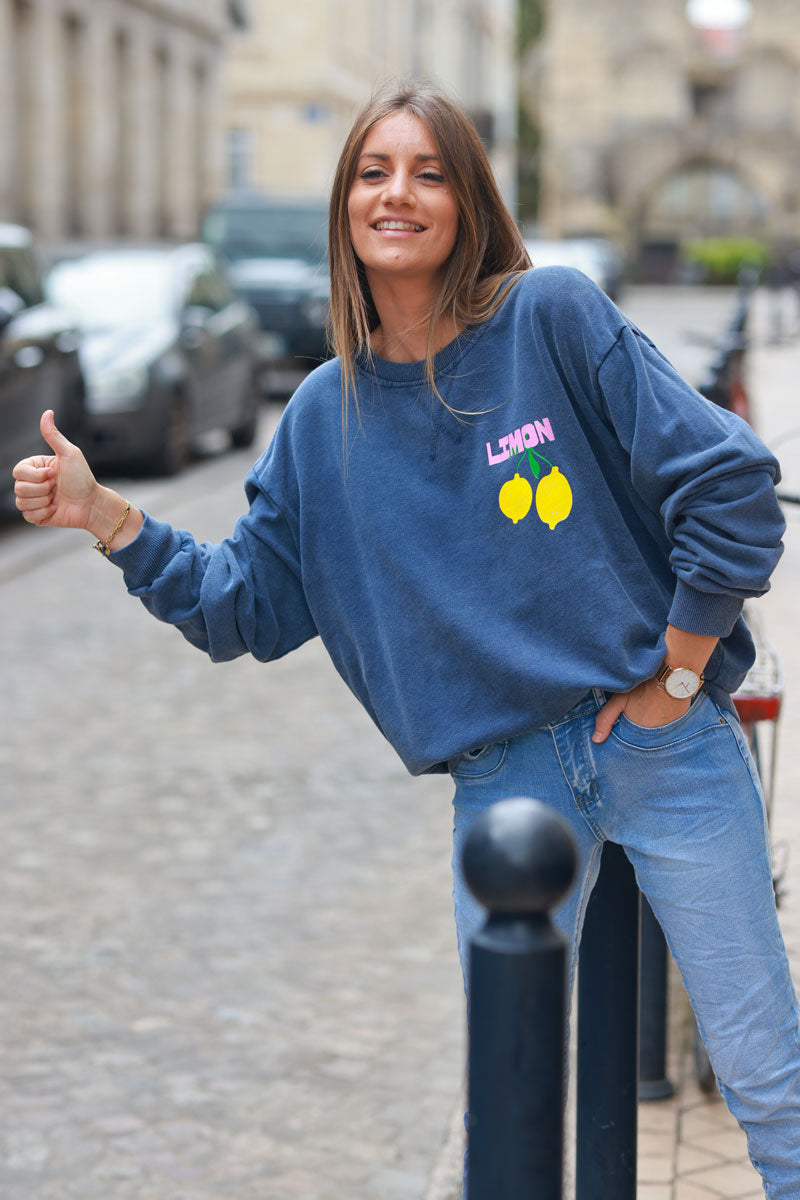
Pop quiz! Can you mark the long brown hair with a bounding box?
[328,78,530,424]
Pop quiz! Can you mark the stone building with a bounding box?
[0,0,240,244]
[524,0,800,274]
[220,0,519,208]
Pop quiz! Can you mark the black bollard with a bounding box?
[576,841,640,1200]
[638,897,675,1101]
[463,797,577,1200]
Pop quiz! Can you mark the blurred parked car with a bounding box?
[525,237,625,302]
[201,191,330,392]
[46,244,259,476]
[0,223,86,506]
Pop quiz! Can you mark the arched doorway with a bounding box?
[638,161,767,282]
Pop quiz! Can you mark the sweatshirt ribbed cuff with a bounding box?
[668,578,743,638]
[109,512,184,591]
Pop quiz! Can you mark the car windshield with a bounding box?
[46,254,175,328]
[202,205,328,263]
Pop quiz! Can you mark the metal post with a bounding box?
[576,841,640,1200]
[638,897,675,1101]
[463,796,577,1200]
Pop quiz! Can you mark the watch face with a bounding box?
[664,667,701,699]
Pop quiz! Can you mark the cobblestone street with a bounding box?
[0,419,462,1199]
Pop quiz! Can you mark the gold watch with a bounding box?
[654,662,704,700]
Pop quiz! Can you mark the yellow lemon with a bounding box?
[535,466,573,530]
[499,472,533,524]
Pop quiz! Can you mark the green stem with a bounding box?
[510,445,555,476]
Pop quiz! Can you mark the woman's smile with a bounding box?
[372,220,426,233]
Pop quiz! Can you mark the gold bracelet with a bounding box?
[93,500,131,556]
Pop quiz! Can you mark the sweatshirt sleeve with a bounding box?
[595,324,785,637]
[109,469,317,662]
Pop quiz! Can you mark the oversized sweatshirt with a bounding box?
[111,267,785,775]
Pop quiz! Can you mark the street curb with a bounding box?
[423,1091,465,1200]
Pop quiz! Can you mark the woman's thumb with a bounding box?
[40,409,72,455]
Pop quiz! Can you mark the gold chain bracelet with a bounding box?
[93,500,131,556]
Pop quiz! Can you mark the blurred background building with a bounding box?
[0,0,518,251]
[2,0,798,279]
[0,0,244,244]
[220,0,518,207]
[522,0,800,279]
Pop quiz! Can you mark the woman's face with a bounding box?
[347,110,459,290]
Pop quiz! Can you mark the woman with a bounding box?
[13,80,800,1193]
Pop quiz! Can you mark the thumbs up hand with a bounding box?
[14,410,142,549]
[13,410,99,530]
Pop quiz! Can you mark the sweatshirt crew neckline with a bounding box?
[355,324,481,384]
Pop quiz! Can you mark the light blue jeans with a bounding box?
[451,689,800,1199]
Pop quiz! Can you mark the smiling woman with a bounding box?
[327,81,529,415]
[10,78,800,1200]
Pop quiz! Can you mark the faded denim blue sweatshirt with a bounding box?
[111,268,785,774]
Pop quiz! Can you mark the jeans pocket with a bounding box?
[450,741,508,779]
[612,692,725,751]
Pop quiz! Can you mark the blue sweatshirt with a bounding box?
[111,267,785,774]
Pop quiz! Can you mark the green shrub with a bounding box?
[682,237,771,284]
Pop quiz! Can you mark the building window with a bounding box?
[226,127,254,189]
[64,15,84,236]
[13,0,33,224]
[192,62,208,230]
[651,162,764,234]
[228,0,250,29]
[113,30,130,235]
[691,81,732,120]
[155,46,170,236]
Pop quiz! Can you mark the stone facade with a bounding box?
[219,0,519,208]
[0,0,518,247]
[0,0,234,244]
[525,0,800,264]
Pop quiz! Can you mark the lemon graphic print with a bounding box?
[536,466,572,530]
[497,446,573,530]
[499,473,533,524]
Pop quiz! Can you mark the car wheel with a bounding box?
[152,392,191,476]
[230,377,259,449]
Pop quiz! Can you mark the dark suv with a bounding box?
[0,224,85,506]
[201,192,330,393]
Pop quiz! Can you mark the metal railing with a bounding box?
[695,268,756,422]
